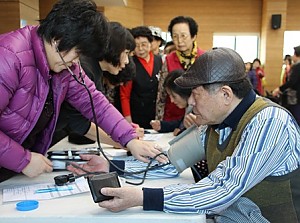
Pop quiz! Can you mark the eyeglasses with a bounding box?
[135,42,150,49]
[172,33,190,41]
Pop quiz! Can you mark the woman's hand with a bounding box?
[150,120,161,131]
[22,152,53,177]
[126,139,168,163]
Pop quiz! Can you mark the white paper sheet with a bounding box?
[142,134,164,141]
[2,177,90,203]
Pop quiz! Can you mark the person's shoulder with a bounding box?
[197,48,206,56]
[165,51,178,64]
[292,61,300,70]
[0,26,37,53]
[254,104,293,125]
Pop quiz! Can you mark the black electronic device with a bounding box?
[54,173,76,186]
[271,14,281,30]
[47,148,99,170]
[87,172,121,203]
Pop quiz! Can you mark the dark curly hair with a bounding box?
[130,26,153,43]
[164,69,191,100]
[126,28,136,52]
[103,22,135,67]
[103,56,136,86]
[37,0,109,60]
[168,16,198,38]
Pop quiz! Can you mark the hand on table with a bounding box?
[22,152,53,177]
[98,186,143,212]
[67,154,109,175]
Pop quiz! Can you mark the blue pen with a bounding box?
[35,186,73,194]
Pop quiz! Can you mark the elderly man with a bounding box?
[68,48,300,223]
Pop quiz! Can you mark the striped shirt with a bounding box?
[143,90,300,215]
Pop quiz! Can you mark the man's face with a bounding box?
[188,86,226,125]
[151,39,162,55]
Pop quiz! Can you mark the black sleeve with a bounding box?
[280,63,300,92]
[109,160,125,176]
[159,119,182,133]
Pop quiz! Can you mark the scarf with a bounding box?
[176,41,198,70]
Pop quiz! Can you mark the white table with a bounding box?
[0,133,206,223]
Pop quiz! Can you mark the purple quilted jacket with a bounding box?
[0,26,136,173]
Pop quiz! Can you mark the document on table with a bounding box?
[142,133,164,141]
[2,177,90,203]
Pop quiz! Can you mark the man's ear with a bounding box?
[220,85,233,105]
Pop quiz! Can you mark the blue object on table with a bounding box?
[35,186,73,194]
[16,200,39,211]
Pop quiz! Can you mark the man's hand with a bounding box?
[22,152,53,177]
[67,154,109,175]
[126,139,168,163]
[98,187,143,212]
[183,113,197,128]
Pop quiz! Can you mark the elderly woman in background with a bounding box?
[120,26,162,129]
[156,16,205,125]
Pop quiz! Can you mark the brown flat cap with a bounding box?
[175,47,246,88]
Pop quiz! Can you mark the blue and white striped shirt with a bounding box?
[144,91,300,215]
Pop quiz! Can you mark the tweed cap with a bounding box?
[175,47,246,88]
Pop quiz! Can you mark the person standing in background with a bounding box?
[281,54,292,85]
[273,45,300,126]
[252,58,265,96]
[156,16,205,122]
[246,61,258,93]
[120,26,162,129]
[245,62,252,73]
[163,41,176,55]
[148,26,165,56]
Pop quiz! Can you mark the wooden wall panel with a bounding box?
[0,1,20,34]
[39,0,56,20]
[260,0,287,91]
[19,0,39,27]
[20,0,38,9]
[286,0,300,30]
[143,0,262,50]
[104,0,143,28]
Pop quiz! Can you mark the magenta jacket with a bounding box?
[0,26,136,173]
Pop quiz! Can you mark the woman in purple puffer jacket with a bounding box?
[0,0,165,181]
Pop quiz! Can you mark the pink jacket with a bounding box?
[0,26,136,173]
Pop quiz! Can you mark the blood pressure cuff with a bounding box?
[120,157,179,179]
